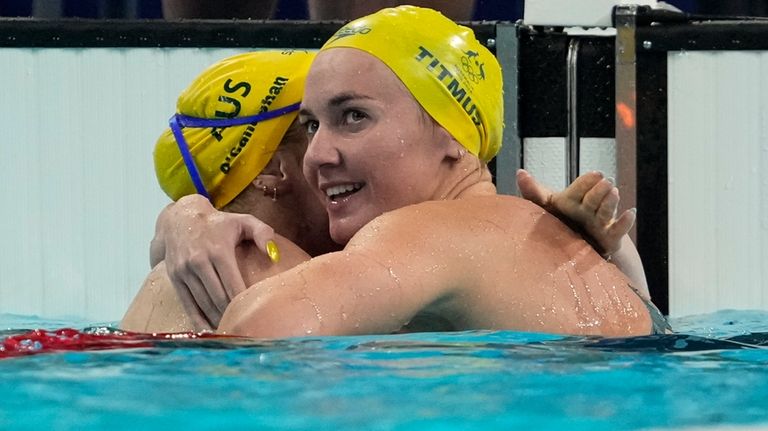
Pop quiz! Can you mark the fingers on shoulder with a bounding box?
[582,176,616,213]
[516,169,551,205]
[566,171,605,200]
[608,208,636,238]
[595,186,620,223]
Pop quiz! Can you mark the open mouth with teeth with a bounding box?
[325,183,364,203]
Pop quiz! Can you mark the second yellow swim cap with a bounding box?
[154,50,315,209]
[320,6,503,162]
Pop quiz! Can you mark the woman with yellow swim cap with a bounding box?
[155,6,661,337]
[121,50,343,332]
[120,46,639,333]
[128,7,662,335]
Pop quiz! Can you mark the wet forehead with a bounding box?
[303,48,411,110]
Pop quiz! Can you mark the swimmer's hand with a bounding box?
[151,194,278,327]
[516,169,635,258]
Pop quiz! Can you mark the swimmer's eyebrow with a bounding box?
[328,92,374,107]
[298,106,313,118]
[299,92,375,117]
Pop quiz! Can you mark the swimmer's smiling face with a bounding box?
[300,48,455,245]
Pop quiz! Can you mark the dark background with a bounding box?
[1,0,766,20]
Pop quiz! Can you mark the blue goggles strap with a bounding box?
[174,102,301,128]
[169,115,211,200]
[168,102,302,202]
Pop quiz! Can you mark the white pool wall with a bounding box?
[0,47,250,321]
[667,50,768,317]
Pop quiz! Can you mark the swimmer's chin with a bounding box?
[329,224,357,245]
[329,214,376,245]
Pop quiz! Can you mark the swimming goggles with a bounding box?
[168,102,301,201]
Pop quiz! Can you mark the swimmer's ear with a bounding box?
[434,125,466,162]
[253,152,294,196]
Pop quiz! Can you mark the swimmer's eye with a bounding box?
[303,120,319,135]
[343,109,367,125]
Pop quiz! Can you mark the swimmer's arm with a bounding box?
[172,238,313,327]
[121,261,206,333]
[603,236,649,301]
[150,195,284,323]
[124,239,312,333]
[218,213,459,338]
[149,203,173,268]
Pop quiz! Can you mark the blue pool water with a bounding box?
[1,310,767,430]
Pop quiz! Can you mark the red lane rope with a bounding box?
[0,328,228,359]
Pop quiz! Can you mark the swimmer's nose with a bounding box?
[303,125,342,174]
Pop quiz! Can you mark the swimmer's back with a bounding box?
[351,195,654,336]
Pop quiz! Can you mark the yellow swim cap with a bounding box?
[154,50,315,209]
[320,6,503,162]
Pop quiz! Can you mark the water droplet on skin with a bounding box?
[388,267,401,287]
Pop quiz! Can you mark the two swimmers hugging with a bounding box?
[123,6,669,337]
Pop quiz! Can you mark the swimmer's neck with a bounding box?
[437,155,497,200]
